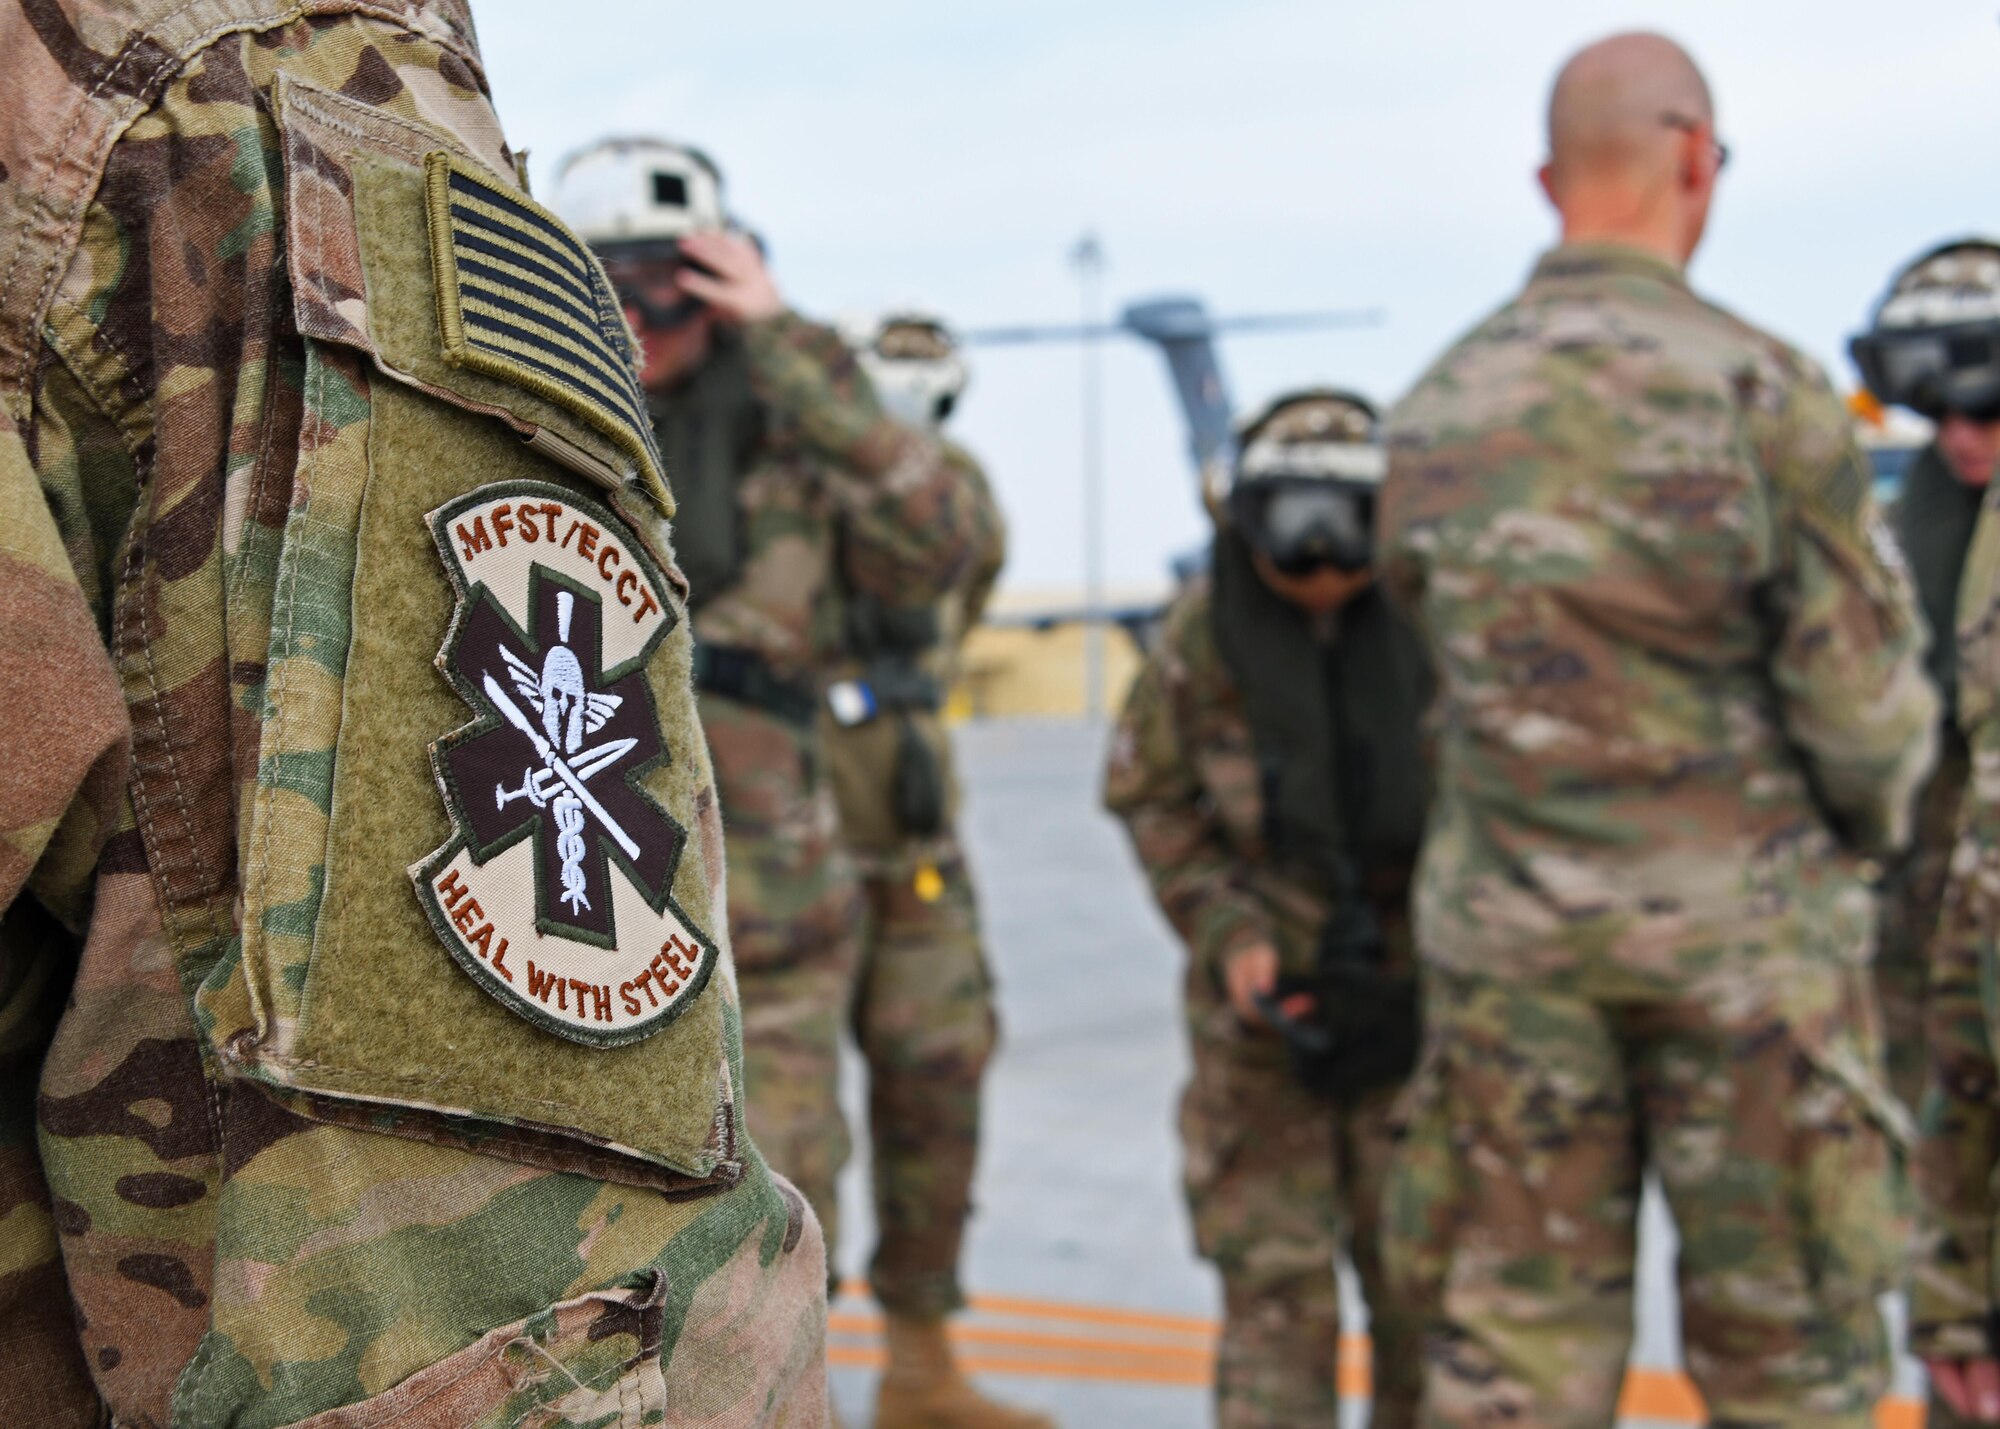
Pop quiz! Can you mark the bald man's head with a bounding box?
[1539,32,1721,264]
[1547,32,1711,186]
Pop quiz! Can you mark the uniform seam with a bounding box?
[115,459,233,1145]
[11,4,310,402]
[245,153,337,1041]
[223,337,293,615]
[286,82,447,168]
[39,326,138,454]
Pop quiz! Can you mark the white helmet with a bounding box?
[553,136,727,247]
[1234,388,1385,485]
[1216,389,1386,573]
[843,311,970,430]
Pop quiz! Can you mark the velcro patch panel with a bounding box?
[424,151,664,492]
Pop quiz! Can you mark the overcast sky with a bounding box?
[472,1,2000,595]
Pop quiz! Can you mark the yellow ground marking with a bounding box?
[833,1284,1929,1422]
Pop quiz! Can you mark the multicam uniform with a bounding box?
[647,317,975,1274]
[1103,558,1429,1429]
[0,3,829,1424]
[1877,441,1981,1110]
[1913,467,2000,1398]
[1380,242,1937,1428]
[818,440,1005,1322]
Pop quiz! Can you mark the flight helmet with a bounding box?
[1219,389,1385,574]
[1851,239,2000,421]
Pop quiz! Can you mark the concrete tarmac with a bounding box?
[826,718,1926,1427]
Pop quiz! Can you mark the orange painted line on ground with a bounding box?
[834,1284,1929,1424]
[966,1291,1220,1338]
[828,1345,1213,1387]
[836,1280,1217,1338]
[828,1313,1214,1364]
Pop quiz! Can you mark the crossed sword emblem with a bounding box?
[483,672,642,866]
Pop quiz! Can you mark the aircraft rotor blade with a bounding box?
[1202,308,1384,335]
[960,308,1383,347]
[958,321,1127,346]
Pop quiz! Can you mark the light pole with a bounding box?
[1070,232,1106,722]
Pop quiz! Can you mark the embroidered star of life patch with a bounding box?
[412,480,716,1047]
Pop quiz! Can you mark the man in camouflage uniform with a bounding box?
[1858,241,2000,1114]
[556,143,976,1303]
[1,4,831,1426]
[1379,32,1936,1428]
[1875,249,2000,1423]
[817,313,1051,1429]
[1105,389,1429,1429]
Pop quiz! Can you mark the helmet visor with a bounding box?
[1231,477,1375,574]
[1852,322,2000,421]
[595,240,716,332]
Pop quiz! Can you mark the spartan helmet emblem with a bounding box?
[485,588,635,918]
[539,641,588,753]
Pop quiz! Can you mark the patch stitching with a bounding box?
[423,151,663,491]
[413,479,717,1047]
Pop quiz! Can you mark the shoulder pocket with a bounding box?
[278,75,671,512]
[277,1274,669,1428]
[195,77,735,1191]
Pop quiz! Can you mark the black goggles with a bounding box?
[1850,320,2000,421]
[594,239,718,333]
[1228,476,1376,575]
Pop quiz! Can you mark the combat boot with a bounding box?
[874,1315,1056,1429]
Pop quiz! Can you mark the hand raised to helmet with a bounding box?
[675,231,785,325]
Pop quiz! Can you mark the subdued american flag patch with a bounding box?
[423,151,663,491]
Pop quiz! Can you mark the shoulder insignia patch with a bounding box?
[413,480,715,1046]
[423,152,665,493]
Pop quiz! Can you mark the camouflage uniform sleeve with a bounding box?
[1759,360,1938,856]
[1914,507,2000,1360]
[1375,436,1427,632]
[0,407,131,1422]
[0,409,129,925]
[1102,588,1272,973]
[1911,792,2000,1360]
[2,9,831,1422]
[739,311,974,605]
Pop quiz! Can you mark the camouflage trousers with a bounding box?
[1180,991,1423,1429]
[849,845,999,1320]
[702,693,861,1275]
[1875,730,1968,1111]
[1385,966,1909,1429]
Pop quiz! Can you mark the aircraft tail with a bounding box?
[1120,297,1237,475]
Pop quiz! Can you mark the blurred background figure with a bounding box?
[557,137,979,1370]
[1379,30,1934,1428]
[1104,389,1429,1429]
[818,313,1052,1428]
[1852,240,2000,1113]
[1882,245,2000,1426]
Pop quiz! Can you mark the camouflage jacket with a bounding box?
[0,2,826,1424]
[821,439,1005,866]
[680,317,978,686]
[1380,242,1937,1000]
[1914,483,2000,1359]
[1101,575,1417,990]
